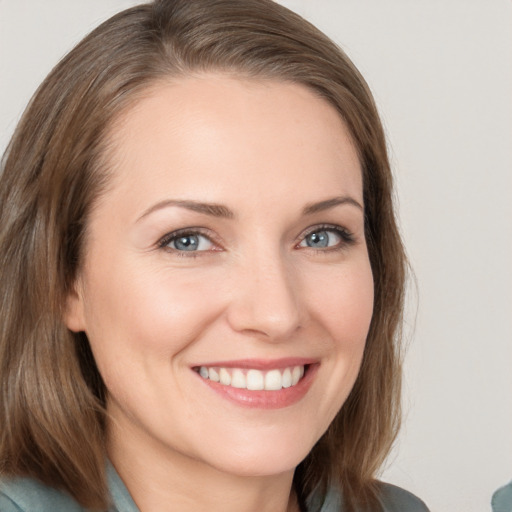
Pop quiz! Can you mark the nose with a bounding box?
[226,249,303,341]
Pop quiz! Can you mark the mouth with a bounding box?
[193,364,307,391]
[191,359,318,409]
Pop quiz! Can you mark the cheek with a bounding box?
[294,258,374,436]
[81,262,225,368]
[306,260,374,347]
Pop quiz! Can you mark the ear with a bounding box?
[63,280,87,333]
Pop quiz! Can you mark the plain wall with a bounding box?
[1,2,511,511]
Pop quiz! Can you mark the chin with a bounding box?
[199,430,316,478]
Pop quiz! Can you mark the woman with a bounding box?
[0,1,429,511]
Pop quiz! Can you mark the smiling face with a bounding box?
[65,75,374,481]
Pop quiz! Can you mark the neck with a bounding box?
[107,420,299,512]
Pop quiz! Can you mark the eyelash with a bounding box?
[298,224,356,252]
[157,228,218,258]
[157,224,356,257]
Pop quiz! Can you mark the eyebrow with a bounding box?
[137,199,235,222]
[137,195,363,222]
[302,196,363,215]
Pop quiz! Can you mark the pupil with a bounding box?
[308,231,328,248]
[175,235,198,251]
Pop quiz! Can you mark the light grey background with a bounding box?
[1,2,511,511]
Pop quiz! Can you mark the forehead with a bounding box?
[99,74,362,215]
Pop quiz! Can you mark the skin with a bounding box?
[65,75,374,512]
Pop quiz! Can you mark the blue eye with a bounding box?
[302,230,340,248]
[299,227,353,250]
[163,232,214,252]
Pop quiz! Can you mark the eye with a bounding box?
[159,230,216,253]
[300,230,340,249]
[298,226,354,250]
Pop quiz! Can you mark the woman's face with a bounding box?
[65,75,374,478]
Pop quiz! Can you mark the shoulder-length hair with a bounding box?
[0,1,406,510]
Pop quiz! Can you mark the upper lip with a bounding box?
[191,357,317,370]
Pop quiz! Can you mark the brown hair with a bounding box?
[0,1,406,510]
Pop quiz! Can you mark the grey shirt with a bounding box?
[492,481,512,512]
[0,464,429,512]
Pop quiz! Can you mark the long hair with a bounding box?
[0,1,406,510]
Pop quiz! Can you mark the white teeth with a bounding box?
[246,369,264,390]
[264,369,282,390]
[197,365,307,391]
[231,369,246,388]
[219,368,231,386]
[292,366,301,385]
[282,368,292,388]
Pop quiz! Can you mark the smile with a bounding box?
[192,358,318,409]
[196,365,306,391]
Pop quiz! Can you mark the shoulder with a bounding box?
[492,480,512,512]
[377,482,430,512]
[0,476,85,512]
[0,464,138,512]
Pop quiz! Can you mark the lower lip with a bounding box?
[195,364,319,409]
